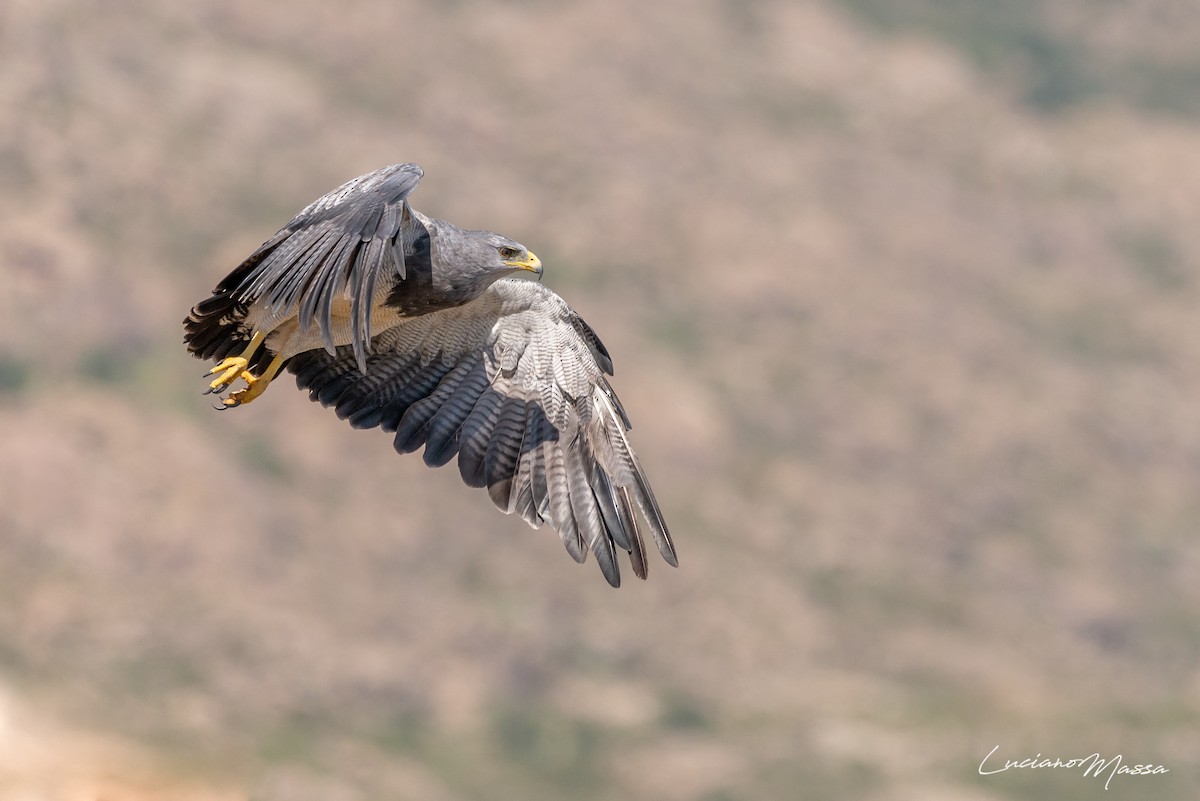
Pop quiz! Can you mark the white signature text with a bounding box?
[978,744,1169,791]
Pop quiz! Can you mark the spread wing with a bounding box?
[286,279,676,586]
[211,163,425,371]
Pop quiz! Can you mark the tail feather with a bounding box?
[183,291,255,362]
[183,234,288,370]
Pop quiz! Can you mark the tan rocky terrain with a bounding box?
[1,0,1198,798]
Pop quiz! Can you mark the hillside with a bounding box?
[1,1,1198,799]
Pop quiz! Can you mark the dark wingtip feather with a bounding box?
[632,466,677,568]
[601,561,621,588]
[615,485,649,580]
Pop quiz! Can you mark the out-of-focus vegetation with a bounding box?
[839,0,1200,115]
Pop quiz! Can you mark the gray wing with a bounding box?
[226,163,425,371]
[286,279,676,587]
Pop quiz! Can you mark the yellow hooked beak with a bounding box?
[505,250,543,277]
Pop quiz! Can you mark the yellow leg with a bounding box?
[207,330,265,393]
[221,350,286,408]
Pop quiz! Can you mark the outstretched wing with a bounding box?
[204,163,425,371]
[287,279,676,586]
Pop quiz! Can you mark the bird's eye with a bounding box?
[498,246,520,260]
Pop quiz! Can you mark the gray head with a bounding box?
[475,231,543,281]
[388,221,542,315]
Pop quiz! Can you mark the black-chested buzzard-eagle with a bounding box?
[183,163,675,587]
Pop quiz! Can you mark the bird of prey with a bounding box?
[183,163,675,586]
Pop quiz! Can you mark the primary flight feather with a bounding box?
[183,163,676,586]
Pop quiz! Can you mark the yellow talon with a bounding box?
[208,331,265,391]
[219,350,286,408]
[205,330,277,406]
[222,375,262,407]
[207,357,253,393]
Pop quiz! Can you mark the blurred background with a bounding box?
[2,0,1199,798]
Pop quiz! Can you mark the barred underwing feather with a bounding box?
[393,357,479,454]
[544,438,583,563]
[457,389,506,488]
[484,395,529,511]
[282,279,676,586]
[523,404,552,524]
[423,359,490,467]
[376,364,447,432]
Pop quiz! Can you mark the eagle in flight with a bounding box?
[183,163,675,586]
